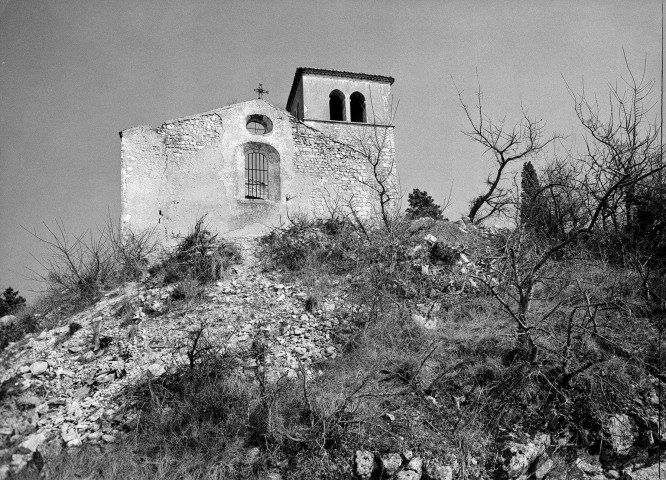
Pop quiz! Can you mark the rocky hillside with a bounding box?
[1,218,665,480]
[1,240,355,477]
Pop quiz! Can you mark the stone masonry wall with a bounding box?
[157,113,225,152]
[121,101,295,239]
[121,100,398,240]
[291,119,397,218]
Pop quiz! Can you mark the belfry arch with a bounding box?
[350,91,366,123]
[329,89,345,121]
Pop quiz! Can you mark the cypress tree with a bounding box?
[520,161,542,229]
[406,189,443,220]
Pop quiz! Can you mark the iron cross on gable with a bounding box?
[254,83,269,99]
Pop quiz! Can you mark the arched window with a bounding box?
[350,92,367,123]
[245,151,268,199]
[240,142,281,202]
[329,90,345,121]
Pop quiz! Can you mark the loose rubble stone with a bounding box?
[502,433,549,478]
[355,450,375,479]
[406,457,423,474]
[423,460,452,480]
[10,454,29,471]
[625,462,666,479]
[396,470,420,480]
[17,433,46,453]
[29,361,49,376]
[61,427,77,443]
[395,456,424,480]
[147,363,166,377]
[17,394,41,408]
[0,240,355,478]
[0,314,17,326]
[322,302,335,312]
[245,447,260,464]
[412,313,437,330]
[533,455,554,480]
[605,414,637,455]
[575,457,602,475]
[380,453,402,476]
[648,390,659,405]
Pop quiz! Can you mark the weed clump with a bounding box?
[260,215,359,273]
[27,218,159,313]
[154,216,241,285]
[0,312,39,352]
[47,352,257,479]
[68,322,82,335]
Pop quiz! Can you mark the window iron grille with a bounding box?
[245,151,268,199]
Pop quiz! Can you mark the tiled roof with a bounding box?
[286,67,395,111]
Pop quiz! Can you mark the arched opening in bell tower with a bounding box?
[329,90,345,121]
[350,92,367,123]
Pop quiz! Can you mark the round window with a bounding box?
[247,120,266,134]
[246,114,273,135]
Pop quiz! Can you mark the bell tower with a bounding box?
[286,67,395,127]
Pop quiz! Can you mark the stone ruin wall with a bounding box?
[157,112,225,152]
[121,102,397,239]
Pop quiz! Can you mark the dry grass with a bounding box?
[14,214,666,479]
[152,216,241,287]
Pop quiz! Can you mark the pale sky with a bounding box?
[0,1,662,299]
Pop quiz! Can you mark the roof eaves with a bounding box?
[286,67,395,111]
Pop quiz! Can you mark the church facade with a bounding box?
[120,68,397,238]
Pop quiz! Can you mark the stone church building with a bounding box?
[120,68,397,238]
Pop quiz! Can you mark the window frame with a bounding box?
[244,150,269,200]
[245,114,273,135]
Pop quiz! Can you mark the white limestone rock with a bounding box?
[424,234,438,244]
[423,460,453,480]
[533,455,554,480]
[605,414,637,455]
[0,314,17,327]
[396,471,420,480]
[501,433,549,479]
[29,361,49,376]
[147,363,165,377]
[380,453,402,476]
[625,462,666,479]
[405,456,423,474]
[355,450,375,479]
[17,432,46,453]
[412,313,438,330]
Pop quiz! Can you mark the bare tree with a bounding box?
[343,94,400,230]
[474,60,665,360]
[537,157,589,239]
[566,52,662,234]
[456,79,559,223]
